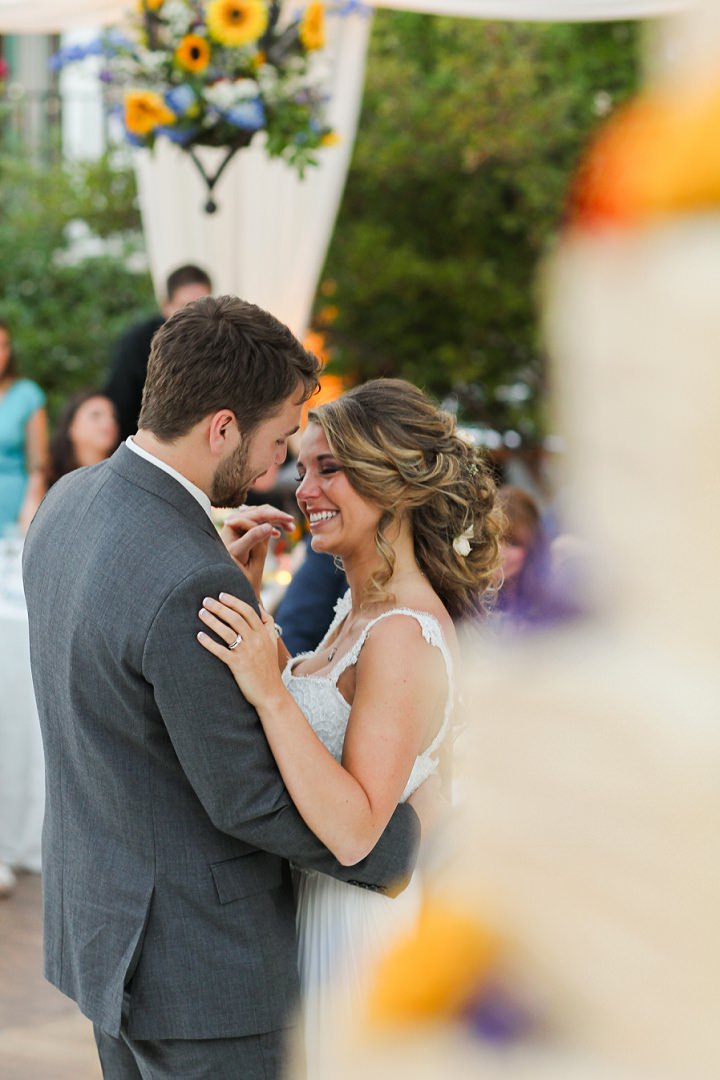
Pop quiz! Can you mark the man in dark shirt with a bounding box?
[105,264,212,440]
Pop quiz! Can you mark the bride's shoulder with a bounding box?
[390,585,455,642]
[365,590,456,656]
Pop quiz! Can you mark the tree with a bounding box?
[313,14,640,439]
[0,149,154,418]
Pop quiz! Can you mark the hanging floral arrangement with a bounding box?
[52,1,353,209]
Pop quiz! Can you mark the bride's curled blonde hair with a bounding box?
[308,379,504,620]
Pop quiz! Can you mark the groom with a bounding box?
[23,296,420,1079]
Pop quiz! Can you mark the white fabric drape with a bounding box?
[0,0,693,33]
[133,9,371,335]
[369,0,689,18]
[0,1,125,32]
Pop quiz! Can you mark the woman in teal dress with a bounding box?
[0,320,48,535]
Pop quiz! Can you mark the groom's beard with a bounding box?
[210,440,253,507]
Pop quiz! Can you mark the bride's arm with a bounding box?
[198,594,445,866]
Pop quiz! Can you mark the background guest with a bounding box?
[104,264,212,440]
[494,484,553,631]
[47,389,120,487]
[0,319,48,536]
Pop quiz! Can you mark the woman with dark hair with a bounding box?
[196,378,504,1068]
[48,389,120,487]
[0,320,48,534]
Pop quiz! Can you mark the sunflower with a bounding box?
[299,2,325,52]
[206,0,268,48]
[175,34,211,73]
[124,89,176,137]
[140,0,165,11]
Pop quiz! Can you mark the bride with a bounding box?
[197,378,502,1063]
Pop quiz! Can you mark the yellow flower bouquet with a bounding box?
[52,1,348,187]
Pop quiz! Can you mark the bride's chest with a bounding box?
[283,671,353,761]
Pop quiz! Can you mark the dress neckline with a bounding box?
[286,602,448,682]
[283,599,456,766]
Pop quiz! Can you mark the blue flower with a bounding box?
[124,131,148,147]
[155,124,199,145]
[336,1,371,14]
[165,85,196,117]
[49,43,93,71]
[224,99,266,130]
[104,30,133,51]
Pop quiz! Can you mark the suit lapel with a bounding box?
[107,443,224,545]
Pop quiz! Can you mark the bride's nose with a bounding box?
[296,471,315,502]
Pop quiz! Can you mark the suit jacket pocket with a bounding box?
[210,851,285,904]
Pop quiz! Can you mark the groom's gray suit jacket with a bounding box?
[23,444,419,1040]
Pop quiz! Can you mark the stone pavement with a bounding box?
[0,871,100,1080]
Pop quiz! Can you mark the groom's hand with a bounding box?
[220,505,296,598]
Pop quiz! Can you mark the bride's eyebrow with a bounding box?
[297,453,337,470]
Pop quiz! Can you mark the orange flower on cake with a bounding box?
[206,0,268,48]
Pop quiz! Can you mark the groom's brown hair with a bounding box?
[139,294,320,440]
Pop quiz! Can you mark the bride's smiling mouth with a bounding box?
[307,510,339,529]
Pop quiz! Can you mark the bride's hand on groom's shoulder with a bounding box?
[220,504,296,598]
[197,593,286,708]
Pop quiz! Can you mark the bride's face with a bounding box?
[296,424,382,560]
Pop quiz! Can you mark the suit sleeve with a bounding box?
[142,561,420,894]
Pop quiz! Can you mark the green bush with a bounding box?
[0,149,154,420]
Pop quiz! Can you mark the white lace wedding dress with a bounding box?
[282,591,454,1072]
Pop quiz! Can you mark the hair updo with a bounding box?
[308,378,504,620]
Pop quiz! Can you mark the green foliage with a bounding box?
[0,149,154,419]
[315,15,640,439]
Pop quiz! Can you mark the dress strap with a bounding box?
[315,588,352,654]
[331,607,455,752]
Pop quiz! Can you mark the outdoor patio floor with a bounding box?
[0,871,100,1079]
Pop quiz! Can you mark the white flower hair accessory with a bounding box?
[453,524,474,557]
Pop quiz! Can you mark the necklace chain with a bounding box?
[325,569,426,665]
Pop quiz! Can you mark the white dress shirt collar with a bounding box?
[125,436,214,521]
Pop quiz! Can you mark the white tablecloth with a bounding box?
[0,552,44,872]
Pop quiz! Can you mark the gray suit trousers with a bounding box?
[94,995,303,1080]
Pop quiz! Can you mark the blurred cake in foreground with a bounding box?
[288,4,720,1078]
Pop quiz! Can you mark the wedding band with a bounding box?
[228,634,242,650]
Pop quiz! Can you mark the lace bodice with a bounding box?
[281,591,454,802]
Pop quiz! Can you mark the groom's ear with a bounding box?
[207,410,240,456]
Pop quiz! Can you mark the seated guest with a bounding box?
[47,390,120,487]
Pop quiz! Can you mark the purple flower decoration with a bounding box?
[461,982,535,1046]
